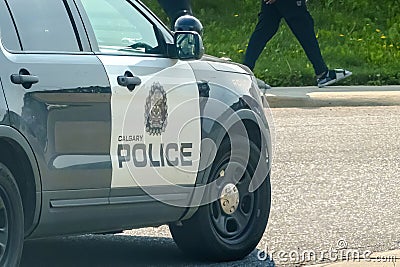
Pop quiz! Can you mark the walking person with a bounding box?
[157,0,193,29]
[244,0,352,87]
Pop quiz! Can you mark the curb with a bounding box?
[265,86,400,108]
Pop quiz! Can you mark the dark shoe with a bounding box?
[317,69,352,88]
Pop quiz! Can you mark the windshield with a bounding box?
[81,0,161,55]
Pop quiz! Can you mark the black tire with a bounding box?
[170,136,271,262]
[0,163,24,267]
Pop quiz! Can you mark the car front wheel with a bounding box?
[170,135,271,262]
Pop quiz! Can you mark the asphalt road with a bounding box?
[21,106,400,267]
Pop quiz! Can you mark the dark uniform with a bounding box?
[157,0,192,29]
[244,0,328,76]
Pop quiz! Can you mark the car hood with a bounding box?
[201,54,251,75]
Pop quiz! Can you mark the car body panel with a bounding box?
[97,55,201,189]
[31,187,187,238]
[0,48,113,192]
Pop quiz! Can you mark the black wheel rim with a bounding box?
[0,189,9,262]
[210,162,257,243]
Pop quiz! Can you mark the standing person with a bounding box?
[243,0,352,87]
[157,0,192,29]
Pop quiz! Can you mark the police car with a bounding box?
[0,0,272,265]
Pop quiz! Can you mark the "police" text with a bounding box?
[117,143,193,168]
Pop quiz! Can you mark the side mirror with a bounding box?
[174,31,204,60]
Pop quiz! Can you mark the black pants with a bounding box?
[244,0,327,75]
[157,0,192,29]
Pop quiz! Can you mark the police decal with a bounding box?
[145,82,168,136]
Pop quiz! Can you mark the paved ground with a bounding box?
[261,106,400,266]
[21,106,400,266]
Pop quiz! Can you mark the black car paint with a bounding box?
[1,53,113,192]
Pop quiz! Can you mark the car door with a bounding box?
[0,0,112,220]
[76,0,201,203]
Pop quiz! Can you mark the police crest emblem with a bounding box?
[145,82,168,136]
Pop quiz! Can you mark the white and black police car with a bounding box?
[0,0,273,265]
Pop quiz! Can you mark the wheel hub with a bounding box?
[219,183,240,215]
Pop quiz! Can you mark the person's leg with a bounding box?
[278,0,328,76]
[243,0,282,71]
[157,0,192,29]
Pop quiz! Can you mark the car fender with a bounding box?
[181,81,272,220]
[0,125,42,236]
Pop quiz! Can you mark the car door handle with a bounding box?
[10,69,39,89]
[11,74,39,84]
[117,73,141,91]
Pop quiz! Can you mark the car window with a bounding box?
[80,0,161,55]
[0,0,21,51]
[6,0,81,52]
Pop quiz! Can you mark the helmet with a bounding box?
[174,15,203,36]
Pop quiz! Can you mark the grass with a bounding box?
[144,0,400,86]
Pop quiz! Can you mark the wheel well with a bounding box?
[0,138,37,235]
[228,119,262,151]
